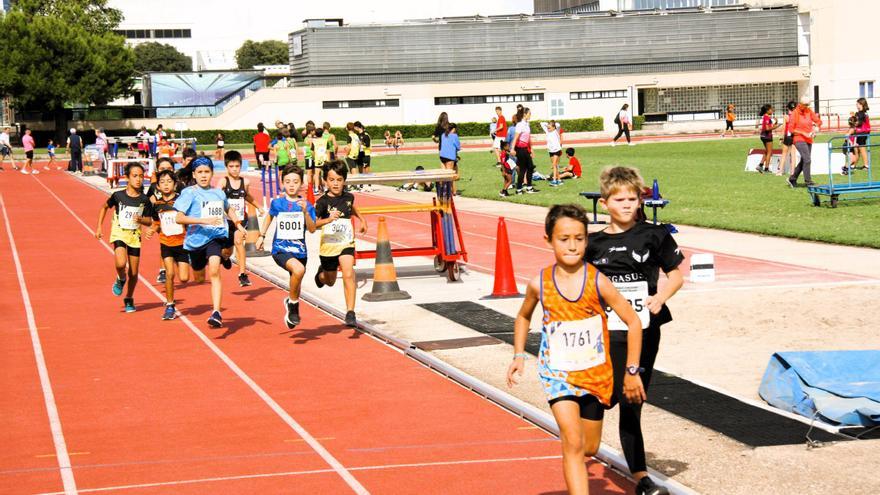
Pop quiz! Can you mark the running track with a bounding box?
[0,171,632,493]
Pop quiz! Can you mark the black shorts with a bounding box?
[782,135,794,146]
[548,150,562,157]
[187,239,224,271]
[361,155,371,167]
[160,243,190,264]
[112,240,141,257]
[304,157,315,170]
[725,120,734,130]
[273,252,307,271]
[319,247,356,272]
[25,150,34,160]
[760,136,773,144]
[256,151,270,166]
[548,394,605,421]
[329,152,336,161]
[0,146,10,156]
[345,157,359,171]
[855,135,868,146]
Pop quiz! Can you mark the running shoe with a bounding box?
[757,166,765,174]
[636,477,669,495]
[516,189,524,195]
[314,269,325,288]
[841,166,849,176]
[162,303,177,320]
[628,142,635,146]
[499,190,509,197]
[123,298,136,313]
[32,170,39,175]
[238,273,252,287]
[207,310,223,328]
[20,169,29,174]
[345,310,357,328]
[787,178,797,189]
[610,141,616,147]
[112,277,125,296]
[156,269,166,284]
[220,256,232,270]
[525,187,539,194]
[284,297,300,329]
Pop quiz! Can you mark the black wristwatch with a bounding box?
[626,365,644,376]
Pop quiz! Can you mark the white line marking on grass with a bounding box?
[0,193,78,495]
[35,455,562,494]
[33,177,369,495]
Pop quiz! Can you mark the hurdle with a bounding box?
[808,133,878,207]
[260,165,282,210]
[347,169,468,282]
[108,158,156,187]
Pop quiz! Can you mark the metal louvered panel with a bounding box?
[289,8,798,86]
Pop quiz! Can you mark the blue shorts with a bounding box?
[273,252,307,272]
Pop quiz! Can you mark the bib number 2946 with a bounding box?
[547,316,605,372]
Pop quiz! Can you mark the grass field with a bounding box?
[366,135,880,248]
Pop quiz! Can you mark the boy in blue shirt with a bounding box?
[256,165,317,329]
[173,156,246,328]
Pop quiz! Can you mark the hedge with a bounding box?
[24,116,609,148]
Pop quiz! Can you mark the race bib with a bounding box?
[118,205,143,230]
[159,210,183,236]
[606,281,650,331]
[201,200,224,220]
[229,198,246,219]
[547,316,606,372]
[322,218,353,245]
[276,211,305,240]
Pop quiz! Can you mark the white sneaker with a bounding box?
[32,169,40,174]
[20,169,29,174]
[610,141,616,147]
[628,142,635,146]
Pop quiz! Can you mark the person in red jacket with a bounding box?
[493,106,507,166]
[788,96,822,188]
[253,122,271,171]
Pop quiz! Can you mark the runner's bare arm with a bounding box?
[351,206,368,233]
[598,272,646,403]
[647,267,683,314]
[95,204,109,239]
[507,276,540,388]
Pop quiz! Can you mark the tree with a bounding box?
[0,0,135,141]
[235,40,288,70]
[133,42,192,73]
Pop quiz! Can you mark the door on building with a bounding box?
[548,93,566,120]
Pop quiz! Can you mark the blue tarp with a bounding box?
[759,351,880,427]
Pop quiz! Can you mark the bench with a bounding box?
[578,192,606,224]
[580,190,674,230]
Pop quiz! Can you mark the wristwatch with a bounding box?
[626,365,643,376]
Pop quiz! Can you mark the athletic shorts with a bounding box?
[782,135,794,146]
[0,146,10,156]
[256,151,270,166]
[548,394,605,421]
[725,120,734,130]
[187,239,224,271]
[112,240,141,257]
[855,135,868,146]
[319,247,355,272]
[493,136,505,149]
[25,150,34,159]
[273,252,307,272]
[361,155,371,167]
[345,158,359,171]
[548,150,562,157]
[304,157,315,170]
[222,219,247,248]
[329,152,336,161]
[160,243,190,264]
[760,137,773,144]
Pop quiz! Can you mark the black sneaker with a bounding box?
[221,257,232,270]
[525,187,539,194]
[284,298,300,329]
[805,181,816,187]
[787,178,797,188]
[156,269,166,284]
[207,310,223,328]
[238,273,252,287]
[345,310,357,328]
[516,189,524,195]
[499,190,509,197]
[314,269,325,288]
[841,166,849,176]
[636,477,669,495]
[757,166,765,174]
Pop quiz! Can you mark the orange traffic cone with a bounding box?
[362,216,411,302]
[485,217,521,298]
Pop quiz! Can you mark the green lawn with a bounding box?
[366,135,880,248]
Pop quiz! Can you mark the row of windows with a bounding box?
[434,93,544,106]
[632,0,737,9]
[115,29,192,39]
[570,90,627,100]
[322,99,400,109]
[860,81,874,98]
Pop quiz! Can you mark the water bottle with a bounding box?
[652,179,660,200]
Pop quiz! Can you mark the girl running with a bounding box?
[507,203,645,495]
[256,165,317,329]
[149,169,190,320]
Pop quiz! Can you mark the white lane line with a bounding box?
[32,177,369,495]
[0,194,78,495]
[36,455,561,494]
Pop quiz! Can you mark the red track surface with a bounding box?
[1,171,632,494]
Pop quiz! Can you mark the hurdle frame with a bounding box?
[808,132,877,207]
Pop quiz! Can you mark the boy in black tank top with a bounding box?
[585,167,684,495]
[220,150,263,287]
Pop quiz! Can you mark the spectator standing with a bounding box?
[754,104,779,174]
[67,128,84,174]
[21,128,37,174]
[777,101,797,176]
[612,104,633,146]
[432,112,449,150]
[0,127,16,171]
[541,120,564,186]
[136,126,150,158]
[788,96,822,188]
[323,122,338,160]
[494,106,508,166]
[214,133,225,161]
[511,107,538,194]
[721,104,736,137]
[253,123,271,171]
[95,127,109,173]
[439,122,461,195]
[853,97,871,170]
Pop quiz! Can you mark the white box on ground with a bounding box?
[744,142,843,174]
[689,253,715,283]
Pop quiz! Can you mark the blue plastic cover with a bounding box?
[759,351,880,427]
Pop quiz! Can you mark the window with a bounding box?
[860,81,874,98]
[569,89,627,100]
[550,98,564,117]
[322,99,400,109]
[434,93,544,106]
[118,28,191,39]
